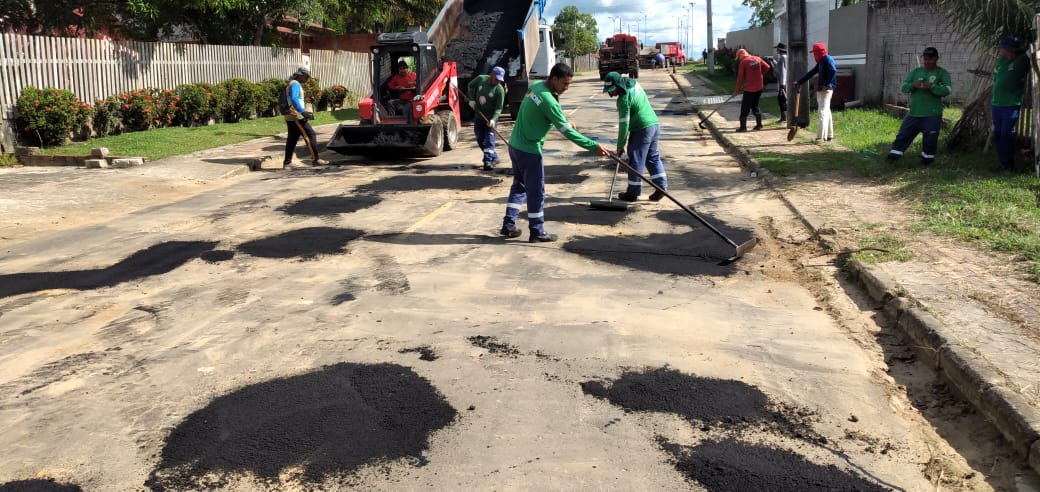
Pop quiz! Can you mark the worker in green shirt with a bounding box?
[992,36,1029,172]
[886,47,951,166]
[501,63,609,243]
[602,71,667,201]
[468,66,506,171]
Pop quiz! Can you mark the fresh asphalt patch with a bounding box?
[278,195,382,217]
[656,437,892,491]
[549,203,631,226]
[354,175,498,193]
[467,335,521,358]
[0,478,84,491]
[562,233,737,275]
[398,345,439,361]
[236,227,364,259]
[145,363,457,490]
[0,241,217,299]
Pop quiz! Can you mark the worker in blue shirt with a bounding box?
[794,42,837,141]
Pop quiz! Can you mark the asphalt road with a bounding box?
[0,70,1004,491]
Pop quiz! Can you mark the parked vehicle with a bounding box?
[598,33,640,80]
[655,42,687,66]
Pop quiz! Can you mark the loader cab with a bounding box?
[369,32,440,124]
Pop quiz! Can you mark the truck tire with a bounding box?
[631,67,639,79]
[438,110,459,151]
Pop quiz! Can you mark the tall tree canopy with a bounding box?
[741,0,774,28]
[939,0,1038,49]
[0,0,443,45]
[552,5,599,60]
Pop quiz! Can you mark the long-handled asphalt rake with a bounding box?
[604,151,758,263]
[697,94,738,129]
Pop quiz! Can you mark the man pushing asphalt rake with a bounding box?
[460,89,758,263]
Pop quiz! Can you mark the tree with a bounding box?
[742,0,774,28]
[552,6,599,61]
[938,0,1040,150]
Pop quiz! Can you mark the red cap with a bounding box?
[811,43,827,54]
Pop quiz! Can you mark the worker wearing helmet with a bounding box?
[603,71,667,202]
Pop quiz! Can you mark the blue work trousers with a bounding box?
[992,105,1020,169]
[624,125,667,197]
[503,145,548,235]
[888,115,941,160]
[474,117,498,165]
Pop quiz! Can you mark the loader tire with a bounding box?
[438,110,459,151]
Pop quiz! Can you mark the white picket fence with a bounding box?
[0,32,373,152]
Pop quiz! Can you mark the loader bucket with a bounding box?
[326,123,442,158]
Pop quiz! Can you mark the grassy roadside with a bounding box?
[38,109,358,161]
[685,64,1040,281]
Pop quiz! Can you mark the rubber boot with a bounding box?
[778,110,786,123]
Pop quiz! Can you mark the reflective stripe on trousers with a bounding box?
[625,124,667,196]
[503,145,548,234]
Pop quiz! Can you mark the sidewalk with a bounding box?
[671,71,1040,476]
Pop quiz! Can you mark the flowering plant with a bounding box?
[15,86,92,147]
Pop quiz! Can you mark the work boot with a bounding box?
[482,162,495,172]
[500,225,522,238]
[778,111,786,123]
[752,125,763,131]
[617,192,639,202]
[735,127,748,133]
[753,115,762,130]
[649,189,666,202]
[886,153,901,162]
[529,232,558,243]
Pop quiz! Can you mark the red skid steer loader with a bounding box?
[326,32,461,158]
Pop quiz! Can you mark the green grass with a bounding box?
[854,233,914,263]
[39,109,358,161]
[0,154,17,167]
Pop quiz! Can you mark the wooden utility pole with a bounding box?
[786,0,810,128]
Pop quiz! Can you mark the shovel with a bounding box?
[604,151,757,263]
[697,94,738,129]
[787,90,802,141]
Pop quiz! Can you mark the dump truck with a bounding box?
[655,42,686,66]
[428,0,555,120]
[325,32,461,157]
[598,33,640,79]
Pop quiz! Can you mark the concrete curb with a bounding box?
[669,71,1040,475]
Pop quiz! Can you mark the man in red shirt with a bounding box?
[386,60,417,115]
[732,48,770,132]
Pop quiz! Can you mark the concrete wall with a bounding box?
[828,1,868,101]
[863,1,978,105]
[724,24,774,57]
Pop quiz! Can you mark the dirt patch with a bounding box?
[0,241,217,299]
[466,335,520,357]
[657,437,892,491]
[580,367,821,442]
[145,362,457,490]
[399,345,438,361]
[0,478,83,491]
[237,227,363,259]
[354,175,497,193]
[278,195,381,217]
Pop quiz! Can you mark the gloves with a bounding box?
[302,111,314,121]
[468,101,476,109]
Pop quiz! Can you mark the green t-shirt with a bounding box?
[615,79,660,146]
[992,53,1029,107]
[467,74,505,123]
[509,80,599,155]
[899,66,951,117]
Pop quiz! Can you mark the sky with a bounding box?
[542,0,754,55]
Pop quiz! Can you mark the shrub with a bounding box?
[174,83,222,126]
[92,96,122,137]
[324,84,349,109]
[194,82,227,124]
[257,77,287,117]
[116,88,156,132]
[15,86,92,147]
[301,76,322,107]
[714,47,738,75]
[153,88,178,128]
[220,78,261,122]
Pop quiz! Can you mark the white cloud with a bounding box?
[542,0,753,53]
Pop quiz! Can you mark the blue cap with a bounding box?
[491,66,505,81]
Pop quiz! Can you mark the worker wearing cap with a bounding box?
[992,36,1029,172]
[794,42,837,141]
[280,67,326,168]
[468,66,506,171]
[603,71,667,202]
[773,43,788,123]
[886,47,951,166]
[732,48,770,132]
[500,63,609,243]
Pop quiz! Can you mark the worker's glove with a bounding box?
[489,119,496,128]
[468,101,477,109]
[478,96,487,105]
[302,111,314,121]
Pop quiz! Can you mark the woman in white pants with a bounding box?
[794,43,837,141]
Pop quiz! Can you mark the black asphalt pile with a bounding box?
[563,233,736,276]
[580,368,821,441]
[354,175,497,193]
[279,196,382,217]
[549,203,630,227]
[145,362,457,491]
[443,11,502,79]
[656,437,892,492]
[0,241,217,299]
[399,345,439,361]
[0,478,83,491]
[237,227,363,259]
[467,335,520,357]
